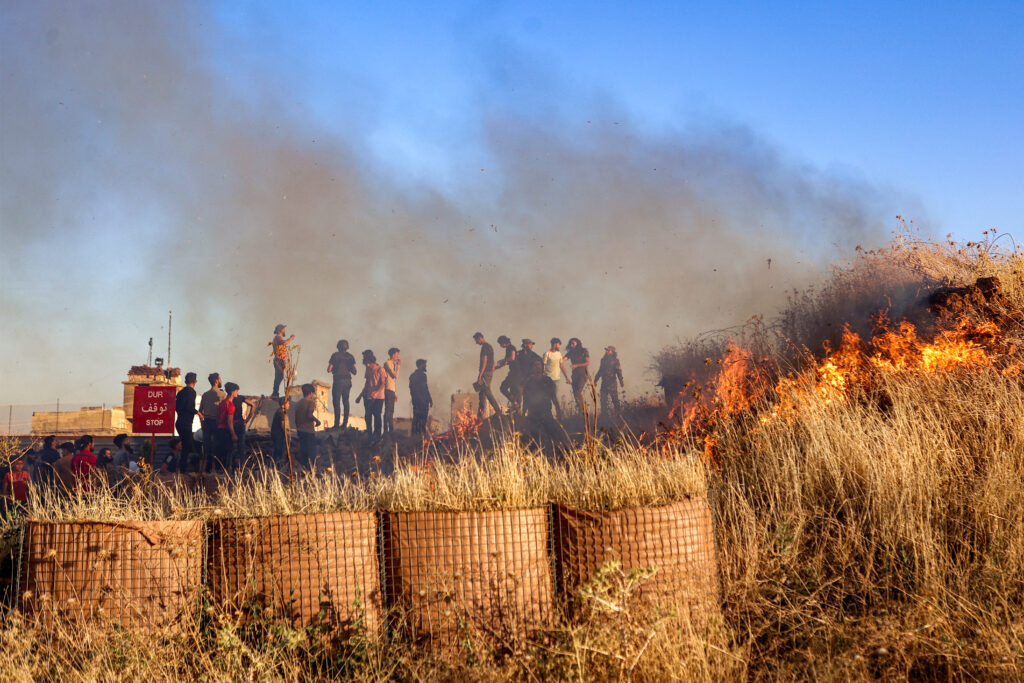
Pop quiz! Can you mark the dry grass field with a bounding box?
[2,230,1023,680]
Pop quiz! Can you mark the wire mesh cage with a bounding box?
[206,512,381,636]
[381,508,554,649]
[18,520,204,630]
[553,496,721,618]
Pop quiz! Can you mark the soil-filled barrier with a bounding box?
[382,508,553,648]
[207,512,381,634]
[18,520,204,629]
[554,497,720,616]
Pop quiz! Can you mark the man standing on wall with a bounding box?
[565,338,591,414]
[383,347,401,437]
[542,338,569,420]
[409,359,433,435]
[473,332,502,419]
[174,372,199,472]
[495,335,519,412]
[327,339,357,429]
[199,373,226,473]
[594,346,625,416]
[270,323,295,398]
[295,383,321,469]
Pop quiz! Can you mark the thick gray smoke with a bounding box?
[0,2,898,421]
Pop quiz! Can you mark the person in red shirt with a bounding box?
[71,434,98,492]
[3,456,31,504]
[216,382,240,470]
[355,350,386,444]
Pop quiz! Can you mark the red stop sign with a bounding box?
[132,385,177,435]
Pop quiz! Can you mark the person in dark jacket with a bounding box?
[565,337,591,413]
[496,335,519,412]
[271,395,290,467]
[295,383,321,468]
[174,372,199,472]
[409,359,433,435]
[516,339,543,417]
[33,435,60,487]
[594,346,625,415]
[327,339,358,429]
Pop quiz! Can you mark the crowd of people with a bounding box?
[1,324,626,505]
[0,432,182,510]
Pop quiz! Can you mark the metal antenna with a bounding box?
[167,310,173,369]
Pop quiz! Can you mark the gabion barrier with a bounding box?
[18,521,204,630]
[207,512,381,634]
[381,508,554,648]
[553,497,720,617]
[9,499,721,640]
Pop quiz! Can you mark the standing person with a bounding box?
[594,346,625,416]
[33,435,60,487]
[3,457,31,505]
[495,336,519,411]
[327,339,357,429]
[175,372,199,472]
[542,338,569,420]
[111,434,133,486]
[356,350,386,444]
[270,324,295,398]
[216,382,240,471]
[473,332,502,419]
[233,390,256,468]
[271,395,290,468]
[199,373,226,473]
[382,348,401,436]
[409,359,433,435]
[565,338,591,413]
[53,442,77,493]
[517,339,543,415]
[295,383,322,469]
[71,435,98,492]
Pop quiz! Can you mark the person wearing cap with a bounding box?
[199,373,226,473]
[327,339,358,429]
[595,346,625,415]
[516,339,542,416]
[270,324,295,398]
[174,371,199,472]
[542,338,569,420]
[409,359,433,435]
[495,335,519,411]
[473,333,502,419]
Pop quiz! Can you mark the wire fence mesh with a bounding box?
[381,508,554,649]
[17,520,204,630]
[553,496,720,618]
[7,498,722,641]
[206,512,381,636]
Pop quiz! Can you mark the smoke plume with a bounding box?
[0,2,900,421]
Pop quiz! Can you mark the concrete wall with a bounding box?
[31,406,129,436]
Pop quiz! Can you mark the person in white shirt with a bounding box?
[542,337,569,420]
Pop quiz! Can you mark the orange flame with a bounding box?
[668,315,1014,445]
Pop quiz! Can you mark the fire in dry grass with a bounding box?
[432,398,482,445]
[668,315,1019,447]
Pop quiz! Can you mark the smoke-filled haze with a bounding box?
[5,2,1018,426]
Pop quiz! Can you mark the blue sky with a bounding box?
[1,1,1022,422]
[210,0,1023,233]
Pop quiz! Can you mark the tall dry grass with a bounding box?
[5,231,1024,679]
